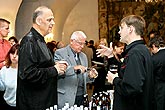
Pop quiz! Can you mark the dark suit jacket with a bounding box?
[152,49,165,110]
[153,49,165,81]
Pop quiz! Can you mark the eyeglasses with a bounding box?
[73,39,86,46]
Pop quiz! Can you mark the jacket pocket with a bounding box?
[57,88,65,94]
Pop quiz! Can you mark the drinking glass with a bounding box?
[109,64,118,74]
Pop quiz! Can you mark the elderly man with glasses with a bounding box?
[54,31,98,109]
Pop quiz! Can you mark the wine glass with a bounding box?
[86,67,98,78]
[109,64,118,74]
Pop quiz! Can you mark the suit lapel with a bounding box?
[66,45,86,67]
[79,53,85,66]
[66,45,77,66]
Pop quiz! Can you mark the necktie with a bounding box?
[75,53,81,65]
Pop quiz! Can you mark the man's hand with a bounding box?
[96,42,113,58]
[106,71,118,84]
[54,61,68,74]
[88,68,98,78]
[74,65,86,73]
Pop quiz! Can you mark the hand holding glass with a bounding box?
[55,60,68,74]
[86,67,98,78]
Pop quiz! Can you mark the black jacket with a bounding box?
[152,49,165,110]
[153,49,165,81]
[16,28,58,110]
[113,40,154,110]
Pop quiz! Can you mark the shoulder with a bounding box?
[3,39,10,44]
[1,66,8,70]
[20,30,39,47]
[55,46,68,53]
[21,31,35,42]
[130,44,149,54]
[3,39,11,47]
[0,66,8,74]
[80,52,87,60]
[153,49,165,59]
[55,45,72,54]
[80,51,86,56]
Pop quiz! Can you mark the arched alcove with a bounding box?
[15,0,99,44]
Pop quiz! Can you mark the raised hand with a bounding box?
[96,42,113,58]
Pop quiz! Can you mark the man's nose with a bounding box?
[52,20,55,25]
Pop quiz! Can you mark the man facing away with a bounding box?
[17,6,67,110]
[149,36,165,110]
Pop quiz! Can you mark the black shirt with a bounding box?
[17,28,58,110]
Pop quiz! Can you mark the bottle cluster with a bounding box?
[46,90,114,110]
[88,91,112,110]
[46,105,57,110]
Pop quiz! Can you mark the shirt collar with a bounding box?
[0,39,4,44]
[69,45,81,59]
[31,27,45,43]
[125,40,144,52]
[69,46,77,56]
[158,47,165,51]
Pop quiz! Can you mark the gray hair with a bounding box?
[70,31,87,40]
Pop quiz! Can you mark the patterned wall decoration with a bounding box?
[98,0,165,44]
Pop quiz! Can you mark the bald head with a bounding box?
[33,6,51,23]
[32,6,55,36]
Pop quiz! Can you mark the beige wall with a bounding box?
[63,0,99,45]
[15,0,99,44]
[0,0,22,39]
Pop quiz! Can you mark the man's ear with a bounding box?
[152,44,156,48]
[36,17,42,25]
[129,25,134,33]
[70,39,74,44]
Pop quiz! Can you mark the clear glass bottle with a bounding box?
[83,94,89,109]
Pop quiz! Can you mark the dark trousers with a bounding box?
[74,95,84,107]
[0,91,16,110]
[3,105,16,110]
[0,91,6,109]
[154,80,165,110]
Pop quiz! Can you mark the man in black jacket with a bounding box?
[17,6,67,110]
[98,15,154,110]
[149,36,165,110]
